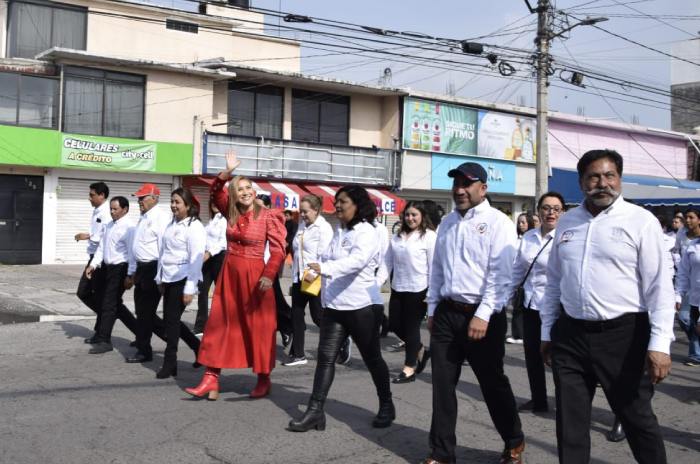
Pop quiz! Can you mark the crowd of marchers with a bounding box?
[73,149,694,464]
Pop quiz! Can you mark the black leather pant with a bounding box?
[309,305,391,406]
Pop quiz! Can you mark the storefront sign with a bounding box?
[477,111,536,162]
[60,134,157,172]
[402,97,536,163]
[403,97,478,156]
[431,154,516,194]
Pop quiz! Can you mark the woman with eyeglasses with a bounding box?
[506,191,565,413]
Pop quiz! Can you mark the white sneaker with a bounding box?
[506,337,523,344]
[283,356,308,366]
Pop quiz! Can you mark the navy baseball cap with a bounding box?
[447,162,488,183]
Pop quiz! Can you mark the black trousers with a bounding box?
[134,262,199,357]
[275,276,293,336]
[310,305,391,406]
[161,279,200,365]
[96,263,138,342]
[76,255,104,332]
[194,251,225,334]
[523,307,547,408]
[388,288,427,367]
[290,282,323,358]
[429,302,523,463]
[551,311,666,464]
[511,304,523,340]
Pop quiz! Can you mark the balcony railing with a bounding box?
[203,132,399,186]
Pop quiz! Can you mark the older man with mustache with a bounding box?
[540,149,675,464]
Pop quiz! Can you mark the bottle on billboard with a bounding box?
[410,117,421,149]
[431,119,441,152]
[521,127,534,161]
[511,118,524,159]
[421,119,432,151]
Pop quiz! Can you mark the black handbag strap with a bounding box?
[518,236,553,287]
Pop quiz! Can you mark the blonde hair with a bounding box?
[227,175,262,225]
[300,193,322,212]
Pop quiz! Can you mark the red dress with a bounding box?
[197,177,286,373]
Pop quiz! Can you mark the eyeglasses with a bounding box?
[540,205,563,214]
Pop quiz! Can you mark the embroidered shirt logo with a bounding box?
[476,223,488,234]
[560,230,574,243]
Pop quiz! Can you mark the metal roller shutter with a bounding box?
[55,178,173,263]
[190,185,211,224]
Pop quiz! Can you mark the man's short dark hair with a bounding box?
[110,196,129,211]
[90,181,109,198]
[576,149,623,179]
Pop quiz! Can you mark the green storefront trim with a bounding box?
[0,125,193,174]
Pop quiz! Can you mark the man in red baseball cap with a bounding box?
[133,183,160,198]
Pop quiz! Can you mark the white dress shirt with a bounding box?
[319,221,381,311]
[369,220,390,304]
[156,217,206,295]
[540,196,675,354]
[87,201,111,256]
[92,216,135,273]
[675,238,700,306]
[427,200,517,321]
[505,227,555,311]
[291,215,333,283]
[132,206,170,264]
[382,229,437,293]
[205,212,228,256]
[673,227,691,270]
[661,231,676,274]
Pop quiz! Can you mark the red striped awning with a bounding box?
[304,184,406,215]
[254,180,308,211]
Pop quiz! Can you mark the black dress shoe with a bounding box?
[392,371,416,384]
[415,348,431,375]
[156,364,177,379]
[84,336,99,344]
[88,342,113,354]
[372,400,395,428]
[125,353,152,363]
[606,419,625,442]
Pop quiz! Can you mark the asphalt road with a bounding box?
[0,265,698,463]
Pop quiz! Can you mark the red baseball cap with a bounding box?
[133,183,160,197]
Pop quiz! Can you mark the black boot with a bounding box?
[606,417,625,442]
[156,358,178,379]
[287,400,326,432]
[372,399,395,428]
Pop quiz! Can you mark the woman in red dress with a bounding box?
[185,152,286,400]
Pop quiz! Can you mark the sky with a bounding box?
[138,1,700,131]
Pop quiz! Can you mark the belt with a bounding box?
[136,260,158,266]
[444,299,479,313]
[562,311,638,333]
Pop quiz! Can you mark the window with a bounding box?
[7,0,87,59]
[63,67,145,139]
[166,19,199,34]
[292,90,349,145]
[0,72,59,128]
[227,81,283,139]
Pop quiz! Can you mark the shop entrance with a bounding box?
[0,174,43,264]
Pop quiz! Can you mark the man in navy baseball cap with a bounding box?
[447,161,488,184]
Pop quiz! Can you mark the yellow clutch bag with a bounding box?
[301,270,321,296]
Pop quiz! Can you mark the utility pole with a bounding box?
[535,0,551,202]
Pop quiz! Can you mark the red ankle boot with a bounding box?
[185,367,220,400]
[249,373,271,399]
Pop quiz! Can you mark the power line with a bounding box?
[608,0,698,37]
